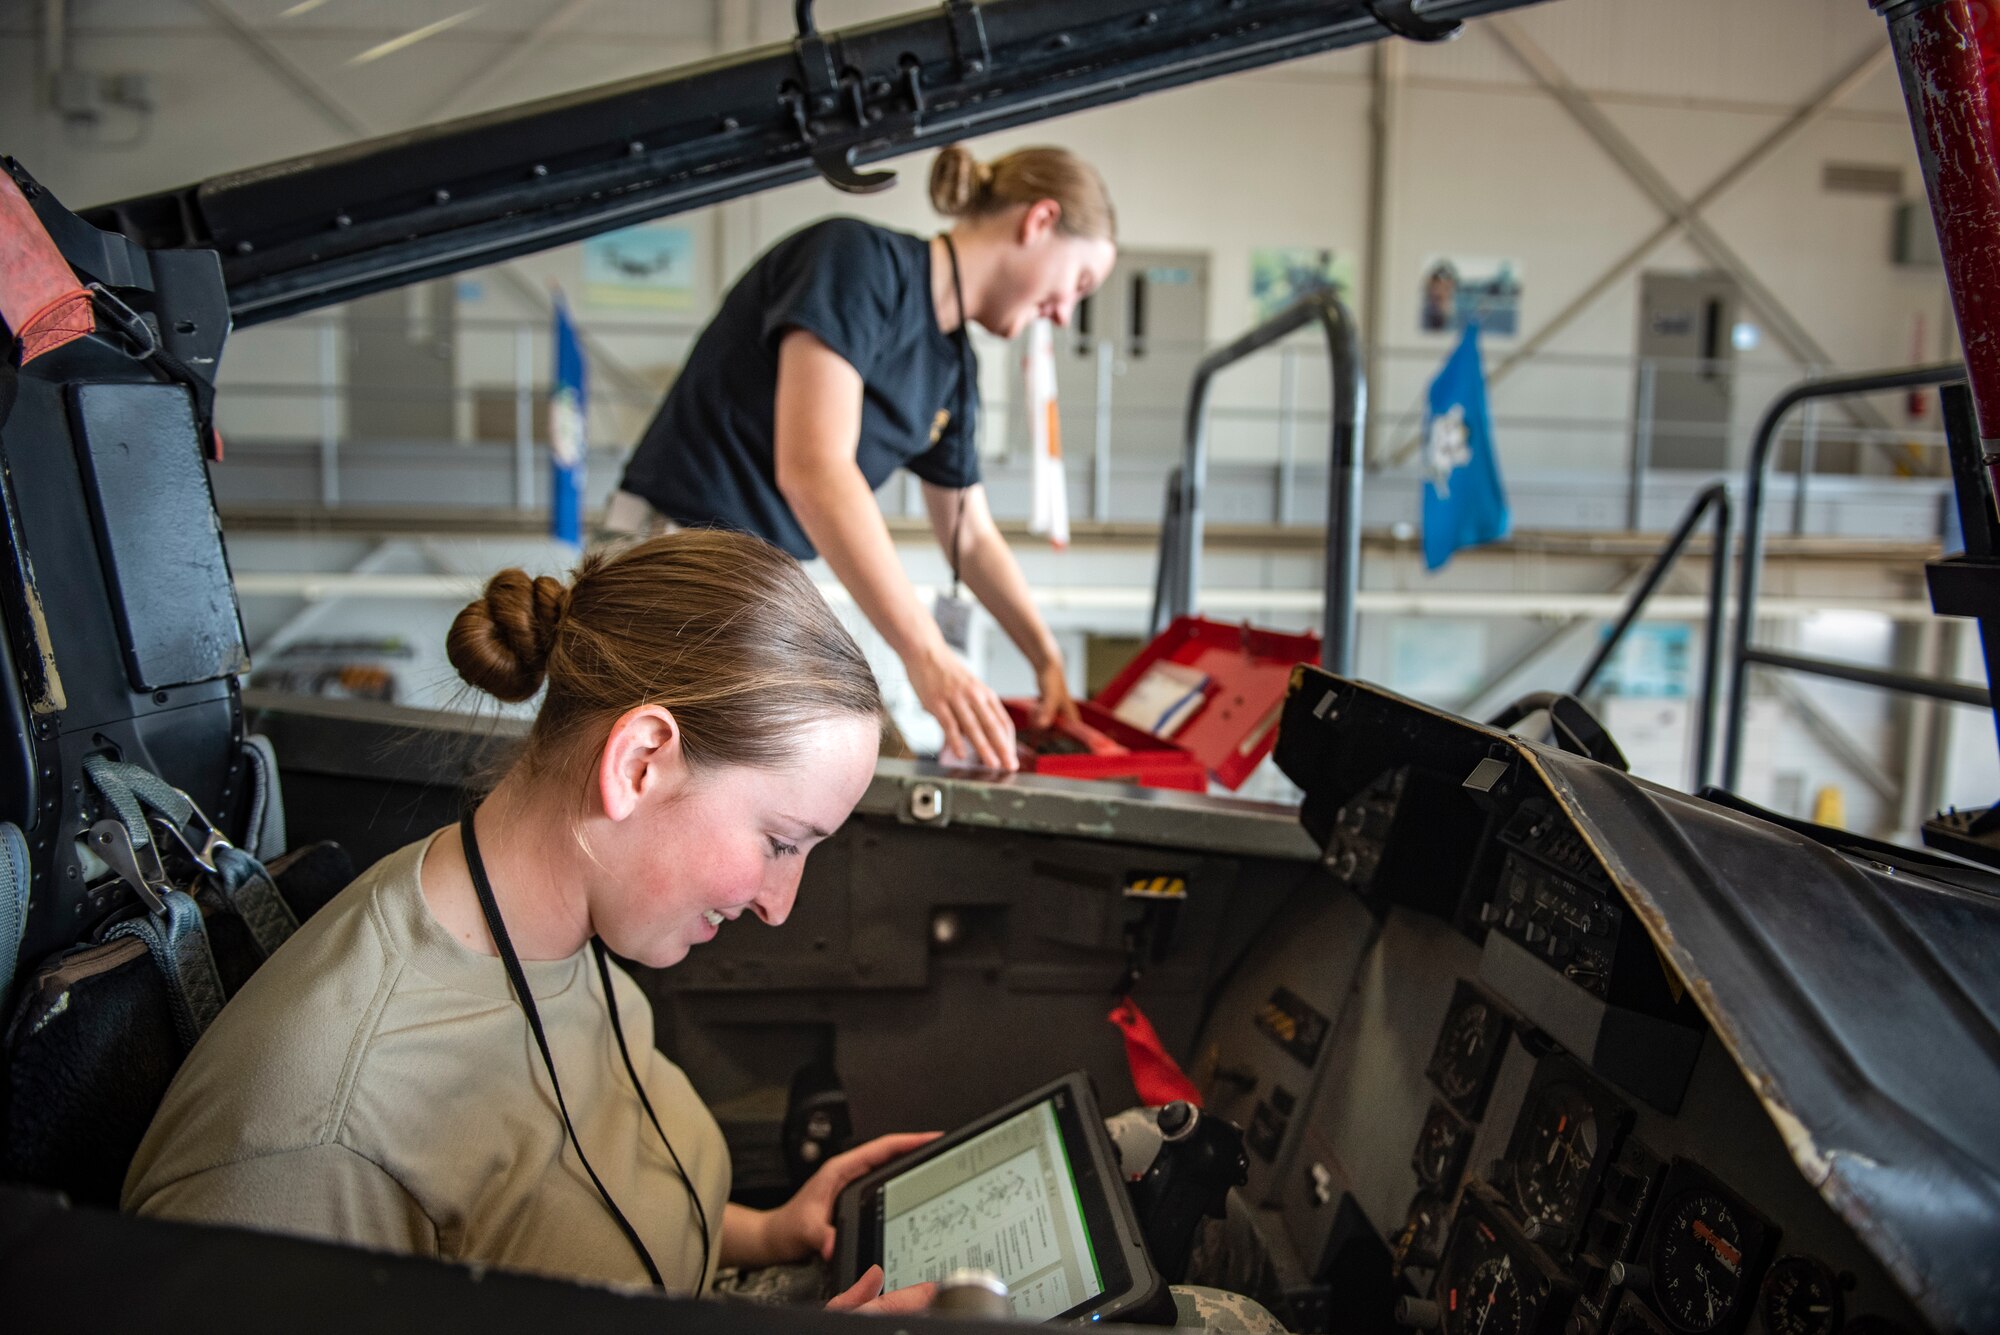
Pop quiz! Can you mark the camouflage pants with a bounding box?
[713,1259,1287,1332]
[711,1260,830,1306]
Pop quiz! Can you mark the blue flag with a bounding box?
[1421,323,1509,570]
[549,296,588,548]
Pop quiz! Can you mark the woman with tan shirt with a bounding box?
[124,530,932,1312]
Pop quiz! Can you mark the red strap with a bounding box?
[0,174,91,363]
[1108,996,1202,1108]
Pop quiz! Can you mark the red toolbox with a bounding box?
[1007,616,1322,792]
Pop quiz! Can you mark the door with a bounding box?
[346,280,458,443]
[1636,271,1739,471]
[1021,249,1210,465]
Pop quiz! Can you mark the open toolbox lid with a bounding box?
[1090,616,1321,790]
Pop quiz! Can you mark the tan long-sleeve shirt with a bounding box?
[123,833,728,1293]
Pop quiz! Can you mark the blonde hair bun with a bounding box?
[926,143,1115,240]
[447,567,571,703]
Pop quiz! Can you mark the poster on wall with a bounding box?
[1594,622,1690,698]
[1386,618,1487,703]
[582,224,697,310]
[1419,255,1523,337]
[1251,247,1356,321]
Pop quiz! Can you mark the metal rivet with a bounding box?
[234,240,254,254]
[908,783,945,823]
[630,138,648,153]
[530,163,548,178]
[433,188,451,204]
[333,213,352,228]
[966,59,984,73]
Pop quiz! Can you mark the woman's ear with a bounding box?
[597,704,682,822]
[1018,198,1063,245]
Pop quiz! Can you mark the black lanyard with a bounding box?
[457,808,711,1291]
[940,233,976,599]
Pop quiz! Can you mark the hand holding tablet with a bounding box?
[833,1073,1172,1324]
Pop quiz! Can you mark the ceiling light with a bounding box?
[348,8,483,66]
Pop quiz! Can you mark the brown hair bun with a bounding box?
[928,144,992,217]
[447,568,571,703]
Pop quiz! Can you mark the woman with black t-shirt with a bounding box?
[610,144,1117,770]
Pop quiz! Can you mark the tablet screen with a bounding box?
[878,1096,1106,1320]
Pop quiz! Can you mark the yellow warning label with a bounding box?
[1123,874,1188,900]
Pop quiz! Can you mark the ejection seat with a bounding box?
[0,158,355,1207]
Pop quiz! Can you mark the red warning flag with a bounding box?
[1108,995,1203,1108]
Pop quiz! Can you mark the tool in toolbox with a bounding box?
[1006,615,1321,793]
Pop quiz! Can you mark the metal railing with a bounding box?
[1719,362,1976,791]
[217,307,1957,542]
[1149,290,1365,674]
[1572,482,1731,790]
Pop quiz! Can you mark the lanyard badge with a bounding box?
[933,588,973,653]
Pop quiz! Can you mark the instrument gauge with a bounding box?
[1500,1054,1628,1257]
[1459,1255,1529,1335]
[1426,981,1512,1120]
[1437,1188,1569,1335]
[1513,1083,1598,1234]
[1758,1256,1842,1335]
[1414,1101,1474,1190]
[1639,1158,1774,1335]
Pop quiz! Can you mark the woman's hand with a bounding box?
[908,644,1018,771]
[1032,657,1081,729]
[734,1131,941,1270]
[827,1264,937,1315]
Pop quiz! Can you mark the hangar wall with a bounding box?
[2,0,1989,840]
[0,0,1955,477]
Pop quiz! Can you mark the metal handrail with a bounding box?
[1719,361,1970,790]
[1149,289,1366,674]
[1572,482,1731,790]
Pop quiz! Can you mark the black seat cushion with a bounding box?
[0,840,354,1207]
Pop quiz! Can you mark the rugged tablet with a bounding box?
[833,1073,1168,1323]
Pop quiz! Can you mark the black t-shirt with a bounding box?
[618,217,979,560]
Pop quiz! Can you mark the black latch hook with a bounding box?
[791,0,900,194]
[1366,0,1462,42]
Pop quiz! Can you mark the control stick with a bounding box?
[1119,1101,1248,1285]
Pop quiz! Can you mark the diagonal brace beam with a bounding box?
[197,0,658,408]
[1485,18,1894,426]
[1388,29,1894,467]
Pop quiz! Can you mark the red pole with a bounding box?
[1877,0,2000,509]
